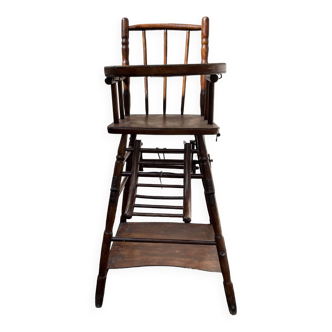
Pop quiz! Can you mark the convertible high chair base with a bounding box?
[95,17,237,315]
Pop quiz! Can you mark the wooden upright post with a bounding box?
[200,15,210,116]
[121,16,131,116]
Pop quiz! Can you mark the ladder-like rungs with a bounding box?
[122,171,203,179]
[125,147,199,154]
[136,195,183,200]
[134,204,183,210]
[132,212,183,218]
[137,183,184,188]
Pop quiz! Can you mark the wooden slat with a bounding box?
[115,222,215,241]
[126,148,187,154]
[117,81,124,119]
[204,80,210,120]
[137,184,184,188]
[108,114,219,135]
[111,83,119,124]
[208,81,215,124]
[129,23,201,31]
[163,29,167,115]
[111,237,215,245]
[142,30,150,114]
[134,204,183,209]
[132,212,183,217]
[122,171,184,179]
[181,30,190,115]
[104,63,226,78]
[108,242,220,272]
[139,159,184,164]
[122,171,204,179]
[138,164,183,169]
[136,194,183,199]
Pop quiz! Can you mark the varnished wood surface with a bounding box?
[181,30,190,114]
[129,23,201,31]
[121,18,130,116]
[107,114,219,135]
[104,63,226,77]
[124,140,141,219]
[200,17,209,116]
[96,134,128,307]
[115,222,215,241]
[108,242,221,272]
[183,143,192,222]
[163,29,167,114]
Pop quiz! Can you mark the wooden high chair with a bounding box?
[95,17,237,315]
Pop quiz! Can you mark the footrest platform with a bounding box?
[107,222,221,272]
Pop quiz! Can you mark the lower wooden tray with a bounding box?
[107,222,221,272]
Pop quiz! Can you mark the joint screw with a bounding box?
[219,251,225,256]
[231,305,236,310]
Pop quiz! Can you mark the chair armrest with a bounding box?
[104,63,226,78]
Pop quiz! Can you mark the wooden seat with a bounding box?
[108,114,219,135]
[95,17,237,316]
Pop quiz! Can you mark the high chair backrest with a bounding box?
[121,17,210,117]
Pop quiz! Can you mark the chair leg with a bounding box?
[196,135,237,315]
[120,134,137,222]
[95,134,128,308]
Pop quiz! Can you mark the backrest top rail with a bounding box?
[129,23,201,31]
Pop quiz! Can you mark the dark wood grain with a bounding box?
[204,80,209,120]
[124,140,141,219]
[117,81,124,119]
[200,17,209,116]
[120,134,136,223]
[196,135,237,315]
[183,142,191,223]
[108,242,221,272]
[114,222,215,241]
[181,30,190,115]
[107,114,219,135]
[122,18,130,116]
[129,23,201,31]
[111,237,215,245]
[96,17,236,315]
[104,63,226,77]
[208,80,215,124]
[163,29,167,115]
[136,194,183,199]
[142,30,149,114]
[111,83,119,123]
[122,171,203,179]
[95,134,128,308]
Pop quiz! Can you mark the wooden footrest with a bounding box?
[107,222,221,272]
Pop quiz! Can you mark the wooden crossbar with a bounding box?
[129,23,201,31]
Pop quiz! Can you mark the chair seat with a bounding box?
[107,114,219,135]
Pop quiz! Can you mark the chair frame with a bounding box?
[95,17,237,315]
